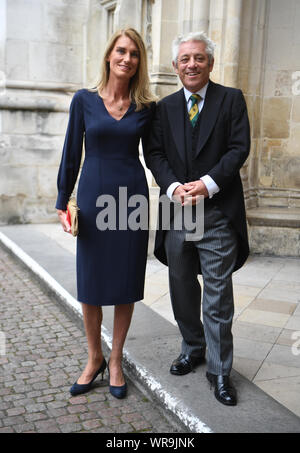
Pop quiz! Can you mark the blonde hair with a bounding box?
[93,28,156,111]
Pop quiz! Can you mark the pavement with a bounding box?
[0,223,300,433]
[0,243,181,434]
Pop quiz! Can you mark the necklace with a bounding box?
[101,92,129,113]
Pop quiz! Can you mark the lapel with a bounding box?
[195,80,226,158]
[165,89,186,165]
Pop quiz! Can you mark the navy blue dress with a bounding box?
[55,89,155,306]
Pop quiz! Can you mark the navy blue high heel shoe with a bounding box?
[70,358,107,396]
[108,360,127,399]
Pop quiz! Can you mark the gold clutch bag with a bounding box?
[66,198,80,236]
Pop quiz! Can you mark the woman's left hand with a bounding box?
[57,209,72,234]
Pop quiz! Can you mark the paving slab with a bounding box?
[232,321,282,344]
[232,357,262,381]
[265,344,300,369]
[254,363,300,381]
[255,376,300,418]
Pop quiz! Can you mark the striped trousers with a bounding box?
[164,203,237,376]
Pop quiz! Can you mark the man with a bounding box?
[145,32,250,406]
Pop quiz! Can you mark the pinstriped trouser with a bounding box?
[164,203,237,376]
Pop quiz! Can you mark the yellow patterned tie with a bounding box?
[189,94,202,127]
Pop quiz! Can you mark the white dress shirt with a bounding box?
[166,83,220,200]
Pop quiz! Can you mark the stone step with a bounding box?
[247,207,300,228]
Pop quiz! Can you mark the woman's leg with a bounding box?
[77,303,104,385]
[109,303,134,386]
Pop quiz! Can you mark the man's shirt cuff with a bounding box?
[200,175,220,199]
[167,182,181,200]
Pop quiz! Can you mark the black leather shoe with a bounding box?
[108,360,127,399]
[170,353,205,375]
[206,372,237,406]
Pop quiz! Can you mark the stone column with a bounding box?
[238,0,269,209]
[192,0,210,33]
[208,0,224,84]
[178,0,210,35]
[208,0,243,87]
[85,0,104,88]
[222,0,243,87]
[150,0,179,98]
[114,0,142,30]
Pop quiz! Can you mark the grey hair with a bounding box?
[172,31,216,66]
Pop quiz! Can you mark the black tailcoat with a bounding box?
[145,80,251,272]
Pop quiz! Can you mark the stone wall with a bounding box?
[237,0,300,255]
[256,0,300,209]
[0,0,299,255]
[0,0,88,223]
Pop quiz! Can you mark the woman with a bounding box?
[55,28,156,399]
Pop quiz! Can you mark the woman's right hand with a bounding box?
[57,209,72,234]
